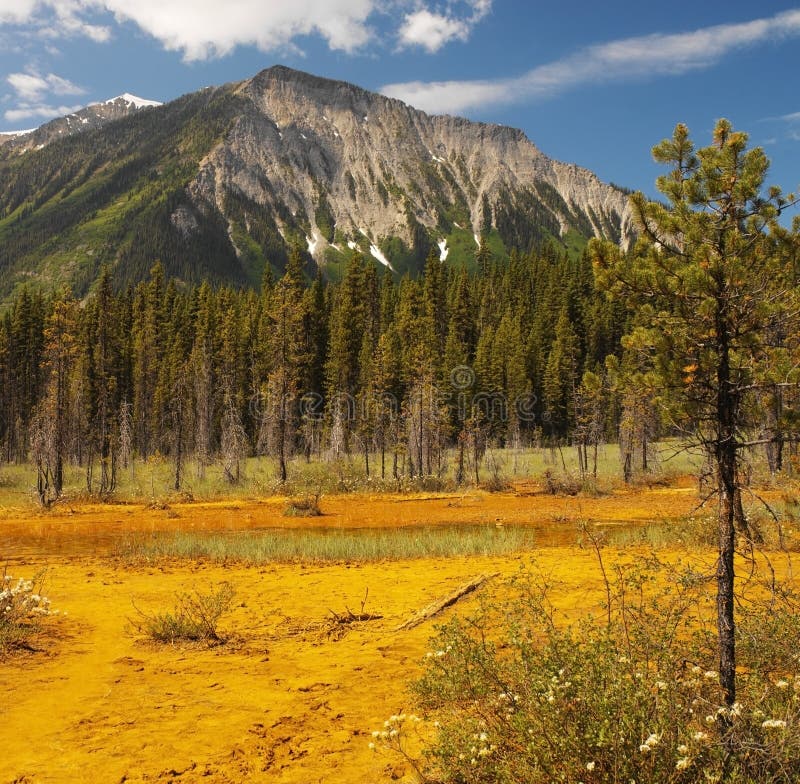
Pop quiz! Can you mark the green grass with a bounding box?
[442,226,511,271]
[118,524,537,564]
[560,227,589,260]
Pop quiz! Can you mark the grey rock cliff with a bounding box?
[193,66,633,266]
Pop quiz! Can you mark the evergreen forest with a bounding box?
[1,219,797,504]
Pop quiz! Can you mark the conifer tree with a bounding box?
[593,119,800,726]
[325,254,366,455]
[33,294,78,502]
[9,288,45,461]
[132,263,166,457]
[87,268,121,494]
[190,281,216,478]
[542,306,580,439]
[266,246,306,481]
[0,316,11,462]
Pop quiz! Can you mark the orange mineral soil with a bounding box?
[0,481,706,783]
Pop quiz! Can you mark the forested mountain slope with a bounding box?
[0,66,633,300]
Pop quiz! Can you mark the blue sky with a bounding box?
[2,1,800,205]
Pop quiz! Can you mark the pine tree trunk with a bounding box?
[641,432,648,473]
[418,387,424,476]
[278,417,287,483]
[174,410,183,492]
[715,326,737,746]
[716,443,737,711]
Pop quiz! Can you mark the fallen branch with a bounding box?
[327,609,383,625]
[395,573,498,631]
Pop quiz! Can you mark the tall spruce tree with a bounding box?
[34,294,78,502]
[267,247,306,481]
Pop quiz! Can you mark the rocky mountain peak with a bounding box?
[192,65,633,273]
[0,92,160,153]
[0,65,634,299]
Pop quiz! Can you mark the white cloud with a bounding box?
[0,0,383,57]
[3,70,86,127]
[41,15,111,42]
[4,102,83,122]
[7,71,86,101]
[7,73,50,102]
[101,0,380,59]
[0,0,39,24]
[0,0,494,58]
[0,0,109,39]
[382,8,800,114]
[398,1,492,53]
[398,10,469,52]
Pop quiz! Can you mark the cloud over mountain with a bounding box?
[382,8,800,114]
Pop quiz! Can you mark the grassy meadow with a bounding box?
[0,440,704,509]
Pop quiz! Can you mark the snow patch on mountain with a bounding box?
[102,93,162,108]
[370,244,395,272]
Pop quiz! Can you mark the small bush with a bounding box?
[373,555,800,783]
[131,582,235,644]
[0,569,59,654]
[542,468,580,495]
[481,473,511,493]
[283,493,322,517]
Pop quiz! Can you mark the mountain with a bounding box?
[0,66,633,299]
[0,94,162,153]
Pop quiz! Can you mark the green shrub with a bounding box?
[373,555,800,783]
[131,582,235,644]
[0,569,59,654]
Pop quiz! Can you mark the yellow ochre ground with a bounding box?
[0,480,721,783]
